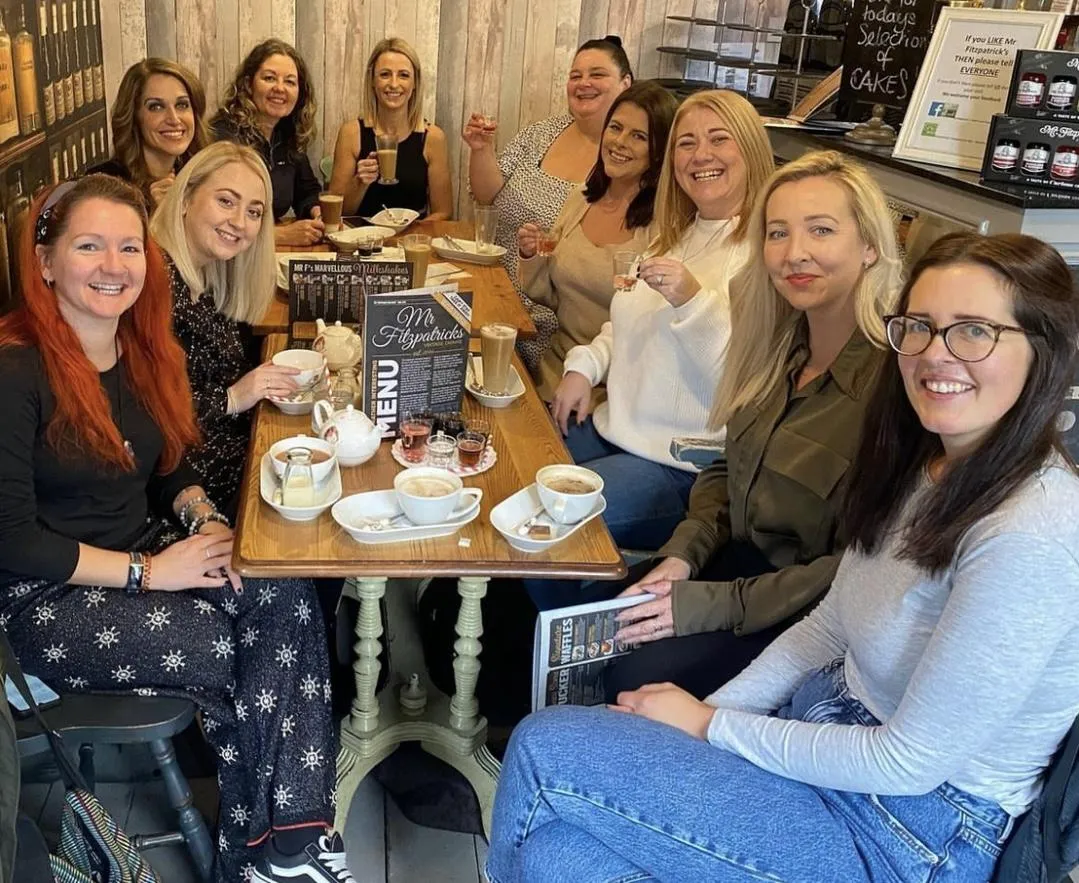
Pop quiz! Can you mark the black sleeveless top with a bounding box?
[356,122,430,218]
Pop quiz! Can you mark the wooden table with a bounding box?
[233,334,625,836]
[255,219,536,338]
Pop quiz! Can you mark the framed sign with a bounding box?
[893,8,1063,171]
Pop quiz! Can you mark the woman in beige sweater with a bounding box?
[517,80,677,402]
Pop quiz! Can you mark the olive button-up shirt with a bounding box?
[660,325,883,637]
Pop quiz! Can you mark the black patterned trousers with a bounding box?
[0,522,338,883]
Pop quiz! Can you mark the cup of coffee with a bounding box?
[319,192,344,233]
[271,349,326,389]
[394,467,483,525]
[268,435,337,485]
[535,464,603,524]
[479,322,517,395]
[375,133,398,185]
[402,233,432,284]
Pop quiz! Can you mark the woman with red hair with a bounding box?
[0,176,355,883]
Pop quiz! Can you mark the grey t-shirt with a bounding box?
[707,460,1079,815]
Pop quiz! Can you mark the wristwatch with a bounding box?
[125,551,147,595]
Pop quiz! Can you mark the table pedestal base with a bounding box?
[333,575,501,837]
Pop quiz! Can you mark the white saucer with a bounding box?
[466,356,525,409]
[327,226,396,251]
[365,208,420,232]
[432,236,506,266]
[268,388,316,416]
[490,483,607,553]
[332,489,482,544]
[390,438,497,475]
[260,453,342,522]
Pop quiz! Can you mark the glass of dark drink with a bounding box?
[435,411,466,437]
[400,413,433,464]
[456,430,486,468]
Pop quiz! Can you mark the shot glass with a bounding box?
[613,250,639,294]
[465,417,491,448]
[474,204,498,254]
[435,411,466,437]
[456,430,487,468]
[399,413,433,464]
[537,228,559,257]
[425,431,458,469]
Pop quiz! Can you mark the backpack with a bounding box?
[992,715,1079,883]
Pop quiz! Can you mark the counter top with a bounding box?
[772,129,1079,210]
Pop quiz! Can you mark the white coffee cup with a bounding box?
[535,465,603,524]
[394,467,483,526]
[272,349,326,388]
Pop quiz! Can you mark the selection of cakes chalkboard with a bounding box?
[286,258,414,324]
[836,0,937,127]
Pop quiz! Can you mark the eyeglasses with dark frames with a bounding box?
[883,314,1031,363]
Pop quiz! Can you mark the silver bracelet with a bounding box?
[178,495,212,530]
[188,510,230,536]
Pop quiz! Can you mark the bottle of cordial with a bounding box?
[1017,71,1047,108]
[1022,141,1052,177]
[991,138,1021,172]
[1048,75,1078,111]
[1051,144,1079,182]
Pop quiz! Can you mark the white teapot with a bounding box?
[313,318,363,371]
[312,401,381,466]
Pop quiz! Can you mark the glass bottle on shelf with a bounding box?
[328,366,359,411]
[51,1,65,121]
[13,5,39,136]
[78,0,91,104]
[65,0,82,111]
[0,11,20,145]
[89,0,102,102]
[280,448,316,508]
[37,2,54,127]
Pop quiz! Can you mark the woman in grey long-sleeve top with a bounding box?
[485,231,1079,883]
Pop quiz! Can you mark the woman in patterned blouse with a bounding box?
[463,35,633,374]
[151,141,298,514]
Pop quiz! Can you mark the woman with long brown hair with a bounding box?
[0,176,354,883]
[212,38,325,247]
[89,57,210,208]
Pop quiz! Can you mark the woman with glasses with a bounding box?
[488,229,1079,883]
[595,150,901,697]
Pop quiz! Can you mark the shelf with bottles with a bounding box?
[46,104,106,183]
[660,0,851,114]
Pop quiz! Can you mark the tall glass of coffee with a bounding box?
[402,233,432,284]
[375,133,398,185]
[480,322,517,394]
[319,193,344,233]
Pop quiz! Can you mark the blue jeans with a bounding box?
[564,417,696,553]
[487,660,1011,883]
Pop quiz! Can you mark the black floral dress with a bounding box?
[167,257,256,516]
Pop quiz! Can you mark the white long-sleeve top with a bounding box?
[561,217,748,471]
[706,460,1079,816]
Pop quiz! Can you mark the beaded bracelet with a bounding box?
[178,495,212,530]
[188,510,230,537]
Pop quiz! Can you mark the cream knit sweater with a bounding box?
[562,217,748,471]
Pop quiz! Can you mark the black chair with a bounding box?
[16,693,214,882]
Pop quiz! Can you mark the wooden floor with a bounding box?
[18,748,488,882]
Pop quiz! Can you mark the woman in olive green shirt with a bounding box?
[608,150,903,698]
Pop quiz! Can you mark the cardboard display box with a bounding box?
[981,113,1079,190]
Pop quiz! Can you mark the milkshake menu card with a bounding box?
[362,284,473,437]
[286,258,414,324]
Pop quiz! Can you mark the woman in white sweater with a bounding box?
[549,90,775,552]
[489,231,1079,883]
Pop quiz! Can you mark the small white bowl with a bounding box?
[326,225,396,251]
[267,435,337,485]
[260,454,341,522]
[465,356,525,409]
[268,390,315,416]
[490,484,607,553]
[367,208,420,233]
[272,349,326,388]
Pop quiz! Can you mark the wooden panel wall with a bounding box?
[99,0,788,215]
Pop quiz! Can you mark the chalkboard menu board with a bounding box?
[836,0,937,126]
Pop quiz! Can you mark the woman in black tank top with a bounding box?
[328,38,453,221]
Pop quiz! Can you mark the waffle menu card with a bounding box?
[363,284,473,437]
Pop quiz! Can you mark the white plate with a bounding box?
[366,208,420,232]
[276,251,335,290]
[466,356,525,409]
[490,483,607,553]
[332,489,482,544]
[390,437,497,475]
[432,236,506,266]
[327,225,396,251]
[260,453,342,522]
